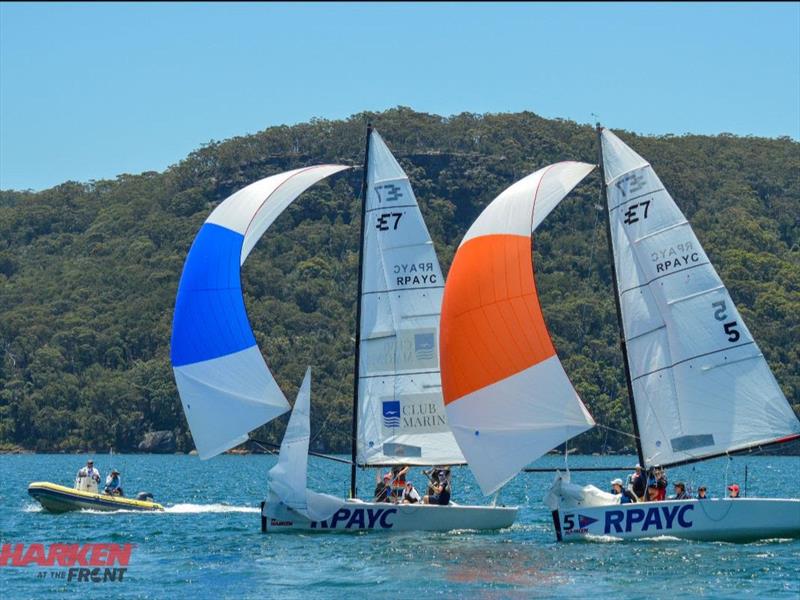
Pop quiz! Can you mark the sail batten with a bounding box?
[600,128,800,468]
[440,162,596,496]
[356,129,465,466]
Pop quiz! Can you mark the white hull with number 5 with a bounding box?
[553,498,800,542]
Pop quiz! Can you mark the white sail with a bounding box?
[171,165,350,459]
[267,368,343,522]
[601,128,800,467]
[356,129,465,466]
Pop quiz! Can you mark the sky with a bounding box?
[1,2,798,191]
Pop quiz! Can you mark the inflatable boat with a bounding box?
[28,482,164,513]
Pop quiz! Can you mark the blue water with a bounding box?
[2,453,799,598]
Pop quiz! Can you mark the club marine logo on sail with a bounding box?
[379,394,451,436]
[382,400,401,429]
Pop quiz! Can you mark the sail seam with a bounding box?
[360,369,440,379]
[626,324,666,343]
[619,261,711,296]
[608,187,665,212]
[630,341,755,381]
[361,285,443,295]
[667,285,726,306]
[633,220,689,244]
[365,204,419,213]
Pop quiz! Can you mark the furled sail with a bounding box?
[268,368,342,521]
[600,128,800,467]
[440,162,596,496]
[171,165,350,459]
[356,129,465,466]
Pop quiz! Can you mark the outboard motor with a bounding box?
[136,491,155,502]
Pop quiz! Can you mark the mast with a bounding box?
[350,123,372,498]
[596,124,646,468]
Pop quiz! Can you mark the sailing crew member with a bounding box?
[76,459,101,485]
[648,466,668,501]
[611,478,636,503]
[671,481,689,500]
[104,469,123,496]
[403,482,421,504]
[374,472,390,502]
[389,465,409,502]
[697,486,709,500]
[727,484,741,498]
[646,483,660,502]
[628,464,647,501]
[423,475,451,506]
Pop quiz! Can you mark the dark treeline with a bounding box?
[1,108,798,454]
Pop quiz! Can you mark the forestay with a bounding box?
[600,128,800,467]
[357,129,464,466]
[268,368,343,522]
[170,165,350,459]
[440,162,596,496]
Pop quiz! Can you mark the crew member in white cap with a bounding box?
[611,478,637,504]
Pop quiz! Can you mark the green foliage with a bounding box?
[1,108,798,454]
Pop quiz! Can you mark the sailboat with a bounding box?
[545,127,800,542]
[262,127,517,532]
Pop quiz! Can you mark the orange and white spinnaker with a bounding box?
[440,162,596,495]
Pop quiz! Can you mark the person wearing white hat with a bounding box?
[611,478,637,504]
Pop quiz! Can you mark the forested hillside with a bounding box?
[1,108,798,454]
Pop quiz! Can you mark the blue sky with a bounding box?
[1,2,798,190]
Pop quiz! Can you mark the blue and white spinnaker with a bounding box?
[170,165,350,459]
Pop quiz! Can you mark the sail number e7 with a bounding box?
[376,213,403,231]
[711,300,740,342]
[623,200,651,225]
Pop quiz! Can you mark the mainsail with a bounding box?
[355,129,464,466]
[440,162,596,496]
[171,165,350,459]
[600,128,800,468]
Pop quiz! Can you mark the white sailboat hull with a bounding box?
[262,498,518,533]
[554,498,800,542]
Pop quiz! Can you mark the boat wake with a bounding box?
[24,502,258,514]
[164,503,259,514]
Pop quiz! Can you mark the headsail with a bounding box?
[356,129,464,466]
[600,128,800,467]
[268,368,342,521]
[440,162,596,496]
[171,165,350,459]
